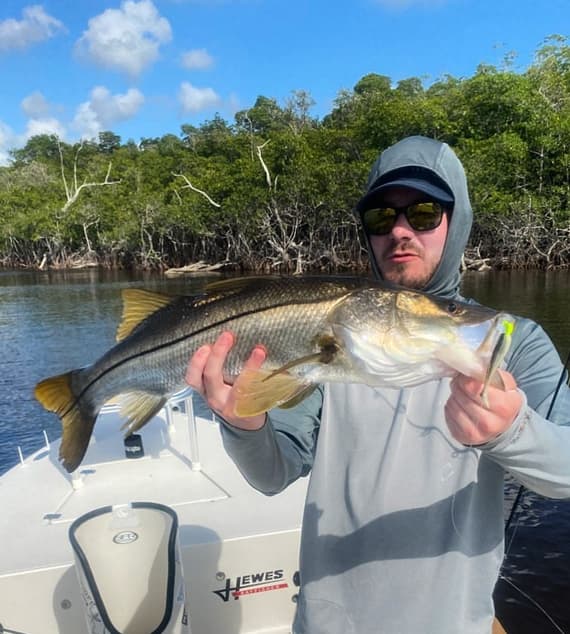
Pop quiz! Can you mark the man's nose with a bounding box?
[390,213,415,238]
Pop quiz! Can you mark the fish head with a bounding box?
[394,291,499,340]
[395,291,515,379]
[330,287,514,386]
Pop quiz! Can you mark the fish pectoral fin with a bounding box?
[263,353,324,379]
[34,371,97,473]
[264,335,341,380]
[118,391,167,435]
[279,384,319,409]
[116,289,177,342]
[233,369,311,417]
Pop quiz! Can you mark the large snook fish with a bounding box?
[35,276,514,472]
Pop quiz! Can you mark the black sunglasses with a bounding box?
[360,201,445,236]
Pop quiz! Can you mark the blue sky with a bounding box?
[0,0,568,163]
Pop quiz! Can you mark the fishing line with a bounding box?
[450,349,569,553]
[504,349,570,542]
[497,349,570,632]
[498,574,566,634]
[450,486,466,546]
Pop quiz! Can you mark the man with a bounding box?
[186,136,570,633]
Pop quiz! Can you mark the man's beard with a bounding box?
[383,263,433,290]
[380,240,436,289]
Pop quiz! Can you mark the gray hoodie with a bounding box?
[220,136,570,633]
[358,135,472,298]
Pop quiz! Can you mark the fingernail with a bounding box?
[219,331,234,345]
[252,345,267,360]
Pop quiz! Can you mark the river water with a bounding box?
[0,268,569,632]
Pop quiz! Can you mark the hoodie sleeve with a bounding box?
[218,386,323,495]
[481,318,570,498]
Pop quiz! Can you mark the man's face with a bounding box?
[368,186,449,290]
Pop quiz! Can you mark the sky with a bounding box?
[0,0,568,163]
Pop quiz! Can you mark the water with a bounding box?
[460,270,570,634]
[0,268,569,632]
[0,268,216,472]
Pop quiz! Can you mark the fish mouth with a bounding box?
[457,312,514,357]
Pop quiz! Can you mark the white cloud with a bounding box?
[75,0,172,77]
[21,91,51,118]
[181,48,214,70]
[0,121,17,165]
[179,82,221,113]
[25,117,66,140]
[0,115,67,165]
[72,86,145,139]
[0,5,65,52]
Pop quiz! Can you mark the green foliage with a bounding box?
[1,38,569,270]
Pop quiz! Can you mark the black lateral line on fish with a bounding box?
[59,293,349,419]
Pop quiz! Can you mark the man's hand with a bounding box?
[444,370,523,446]
[185,331,268,430]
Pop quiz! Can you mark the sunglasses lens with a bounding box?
[406,202,443,231]
[362,202,444,235]
[361,208,397,235]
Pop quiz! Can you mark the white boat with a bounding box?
[0,391,308,633]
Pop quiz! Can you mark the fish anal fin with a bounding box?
[118,391,167,435]
[233,369,311,417]
[35,372,96,473]
[117,289,177,342]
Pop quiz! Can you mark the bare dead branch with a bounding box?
[60,160,121,214]
[57,140,70,201]
[173,173,221,208]
[256,140,272,189]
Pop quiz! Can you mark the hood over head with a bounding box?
[356,136,472,299]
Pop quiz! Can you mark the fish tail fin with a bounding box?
[34,371,97,473]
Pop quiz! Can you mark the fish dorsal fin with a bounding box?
[204,276,277,295]
[233,368,312,417]
[118,391,168,435]
[116,289,176,342]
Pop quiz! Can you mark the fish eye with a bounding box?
[446,302,458,314]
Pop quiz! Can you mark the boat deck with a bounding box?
[0,393,308,633]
